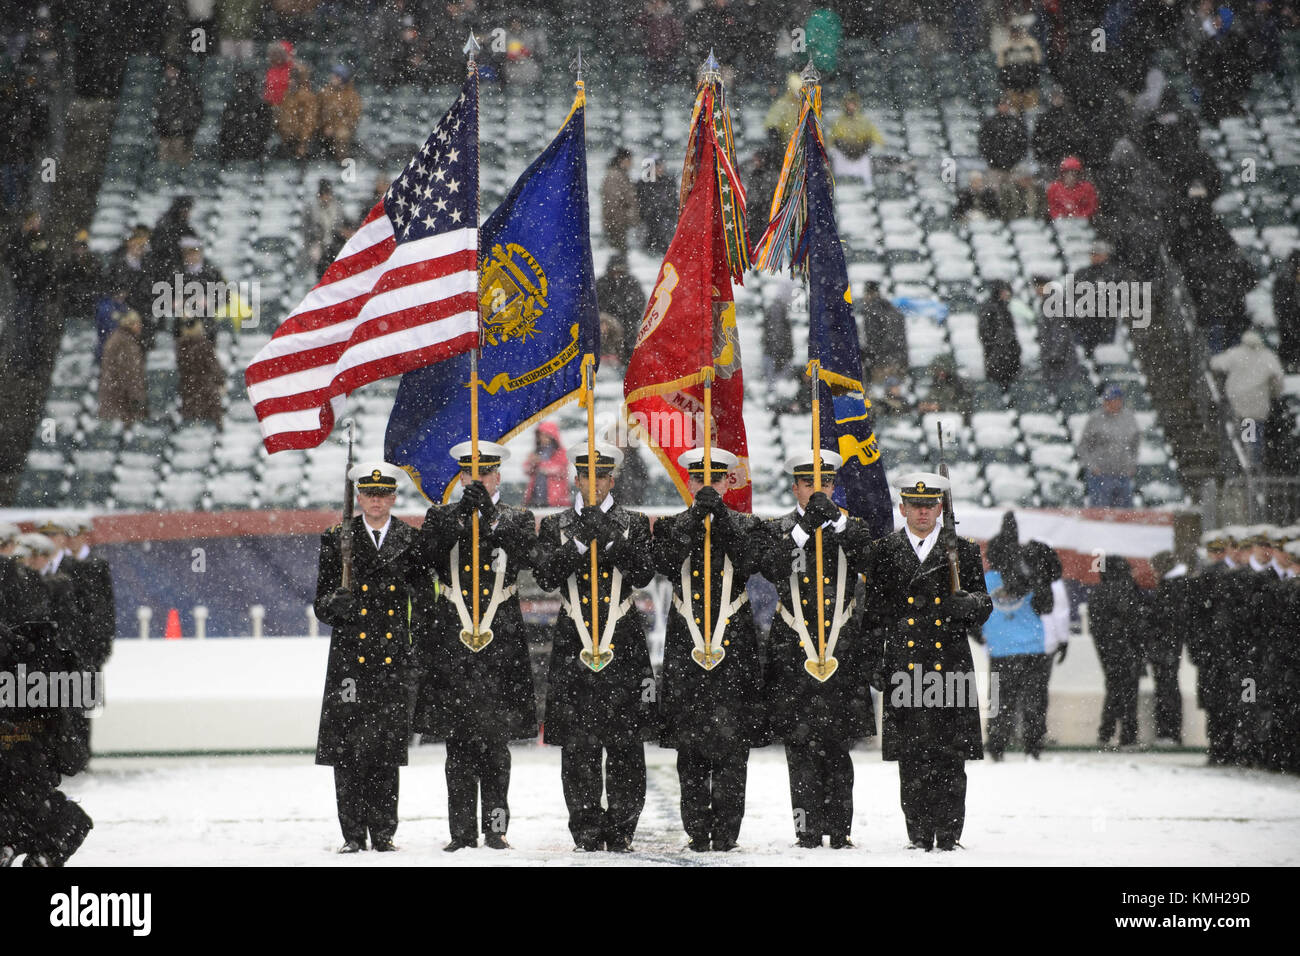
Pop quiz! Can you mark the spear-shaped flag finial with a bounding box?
[570,47,584,86]
[463,30,480,62]
[800,58,820,89]
[701,47,721,83]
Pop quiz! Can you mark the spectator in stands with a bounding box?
[1046,156,1098,221]
[262,41,294,107]
[177,237,228,342]
[3,209,53,375]
[595,254,645,366]
[1192,5,1252,125]
[318,64,361,160]
[108,224,155,347]
[94,281,131,363]
[218,0,261,60]
[98,309,148,424]
[639,0,684,86]
[995,19,1043,112]
[1210,329,1284,467]
[763,74,803,142]
[745,130,785,249]
[0,61,49,216]
[978,279,1022,393]
[1088,555,1146,749]
[502,12,547,86]
[598,312,623,368]
[1031,87,1085,172]
[636,155,676,258]
[859,280,907,383]
[1078,384,1140,508]
[523,422,570,508]
[60,228,105,325]
[219,69,272,163]
[277,63,318,161]
[1071,240,1123,355]
[1033,273,1082,385]
[977,97,1029,219]
[762,278,796,389]
[303,178,341,280]
[1272,251,1300,373]
[828,93,884,187]
[176,314,225,426]
[952,170,1000,222]
[872,375,914,425]
[600,148,640,257]
[917,354,973,417]
[154,58,203,170]
[146,196,197,286]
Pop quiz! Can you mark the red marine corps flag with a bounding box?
[623,54,752,511]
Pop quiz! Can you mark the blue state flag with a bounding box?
[804,112,893,538]
[386,93,599,501]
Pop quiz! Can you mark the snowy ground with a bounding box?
[62,744,1300,867]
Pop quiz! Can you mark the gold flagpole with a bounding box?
[702,367,714,663]
[466,30,482,637]
[801,59,827,672]
[811,358,826,669]
[699,51,723,671]
[583,354,599,648]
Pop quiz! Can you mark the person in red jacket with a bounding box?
[1046,155,1099,220]
[523,421,570,508]
[262,41,294,106]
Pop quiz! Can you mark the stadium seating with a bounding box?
[42,31,1289,516]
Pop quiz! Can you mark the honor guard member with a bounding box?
[653,447,768,852]
[313,462,424,853]
[1188,528,1237,765]
[533,441,656,852]
[37,519,115,766]
[760,450,875,849]
[413,441,539,852]
[862,473,991,851]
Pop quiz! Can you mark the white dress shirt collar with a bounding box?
[906,524,941,564]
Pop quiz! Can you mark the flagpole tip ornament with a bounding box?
[570,48,584,86]
[801,59,820,88]
[701,49,722,84]
[463,30,480,60]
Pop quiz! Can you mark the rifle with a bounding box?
[936,422,961,593]
[339,420,355,592]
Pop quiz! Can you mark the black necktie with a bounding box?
[373,529,381,548]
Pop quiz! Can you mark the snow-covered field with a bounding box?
[63,744,1300,866]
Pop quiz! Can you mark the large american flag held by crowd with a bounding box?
[245,77,480,453]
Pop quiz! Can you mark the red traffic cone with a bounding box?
[164,608,183,640]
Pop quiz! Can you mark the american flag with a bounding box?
[245,77,480,453]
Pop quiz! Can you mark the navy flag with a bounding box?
[385,90,599,501]
[803,107,893,538]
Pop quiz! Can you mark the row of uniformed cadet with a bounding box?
[1182,524,1300,773]
[314,442,993,854]
[0,519,114,866]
